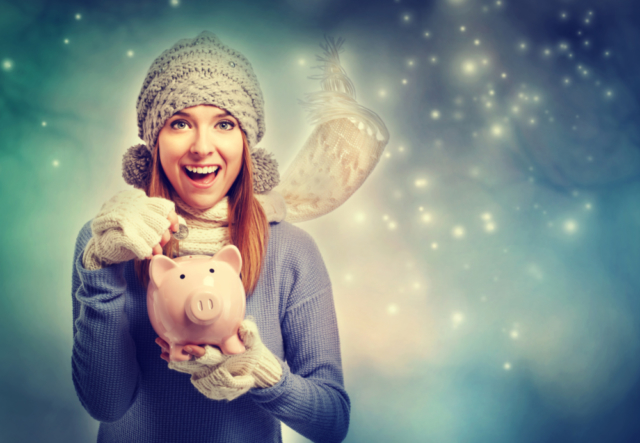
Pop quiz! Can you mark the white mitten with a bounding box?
[168,319,283,401]
[82,189,175,270]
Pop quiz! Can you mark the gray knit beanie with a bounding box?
[122,31,278,192]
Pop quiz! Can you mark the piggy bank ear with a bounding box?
[212,245,242,275]
[149,255,179,287]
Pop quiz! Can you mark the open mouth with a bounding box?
[184,165,219,185]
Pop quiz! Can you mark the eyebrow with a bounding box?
[173,109,231,118]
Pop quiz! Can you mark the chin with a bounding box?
[186,196,223,210]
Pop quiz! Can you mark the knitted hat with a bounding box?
[123,31,278,193]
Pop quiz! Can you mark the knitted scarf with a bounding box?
[172,191,286,257]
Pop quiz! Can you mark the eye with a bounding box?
[180,274,185,279]
[170,120,188,130]
[209,269,214,273]
[217,120,235,131]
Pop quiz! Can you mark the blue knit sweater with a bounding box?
[71,220,350,443]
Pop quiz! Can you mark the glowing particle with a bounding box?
[482,59,489,65]
[387,304,399,315]
[529,118,536,125]
[481,212,492,221]
[415,178,428,188]
[462,61,476,75]
[452,312,464,328]
[501,72,507,78]
[41,121,47,127]
[64,38,70,44]
[408,59,414,66]
[402,79,407,85]
[512,106,519,114]
[2,59,13,71]
[345,273,353,282]
[504,362,512,370]
[354,212,366,223]
[52,160,59,167]
[452,225,466,239]
[170,0,180,6]
[460,26,466,32]
[431,110,441,120]
[413,282,421,290]
[403,14,410,21]
[585,203,592,210]
[606,90,613,97]
[424,31,431,38]
[298,59,305,66]
[564,77,571,85]
[388,221,397,230]
[75,13,82,20]
[510,330,519,339]
[520,43,527,50]
[474,39,481,46]
[384,152,391,158]
[379,89,387,97]
[431,242,438,250]
[418,206,424,212]
[485,222,496,232]
[127,50,135,58]
[430,56,438,64]
[382,214,389,221]
[564,220,578,234]
[398,146,405,152]
[491,125,503,136]
[421,213,432,223]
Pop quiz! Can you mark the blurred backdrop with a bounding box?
[2,0,640,441]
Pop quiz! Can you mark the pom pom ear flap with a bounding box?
[250,148,280,193]
[122,144,152,189]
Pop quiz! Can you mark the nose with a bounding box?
[189,127,217,157]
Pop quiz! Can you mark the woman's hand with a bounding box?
[147,210,180,259]
[83,189,179,270]
[155,337,206,362]
[160,319,283,401]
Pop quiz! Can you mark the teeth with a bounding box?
[185,165,219,174]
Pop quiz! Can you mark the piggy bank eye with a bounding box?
[180,274,185,279]
[209,269,214,273]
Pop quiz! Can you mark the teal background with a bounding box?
[2,0,640,442]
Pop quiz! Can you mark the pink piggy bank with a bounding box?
[147,245,246,362]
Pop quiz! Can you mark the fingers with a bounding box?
[184,345,207,358]
[168,210,179,233]
[151,243,163,256]
[155,338,171,362]
[159,229,171,248]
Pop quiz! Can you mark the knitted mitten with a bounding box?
[83,189,175,270]
[168,319,283,401]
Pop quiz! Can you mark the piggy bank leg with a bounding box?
[169,344,192,362]
[219,334,246,355]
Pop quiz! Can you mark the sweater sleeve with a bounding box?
[248,229,350,443]
[71,221,141,423]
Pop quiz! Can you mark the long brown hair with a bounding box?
[134,130,269,295]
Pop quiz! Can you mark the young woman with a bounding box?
[71,31,388,442]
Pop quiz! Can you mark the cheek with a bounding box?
[158,141,182,185]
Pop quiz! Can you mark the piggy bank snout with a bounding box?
[185,290,223,325]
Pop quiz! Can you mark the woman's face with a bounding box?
[158,105,244,210]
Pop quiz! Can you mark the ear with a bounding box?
[211,245,242,275]
[149,255,179,287]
